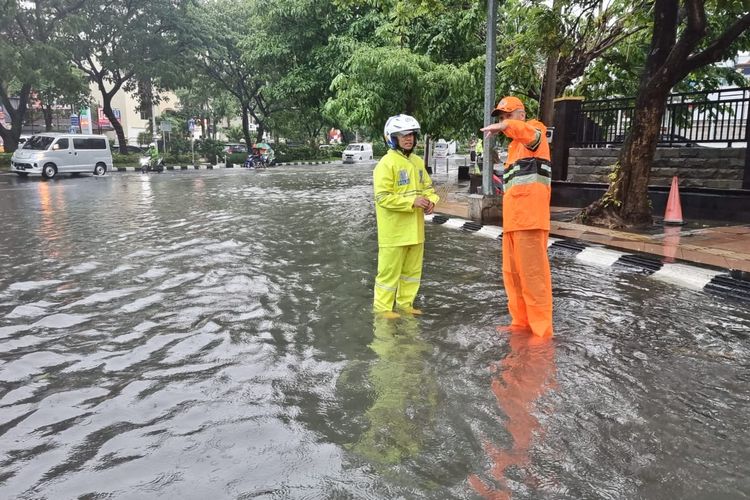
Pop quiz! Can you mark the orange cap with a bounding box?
[491,96,525,116]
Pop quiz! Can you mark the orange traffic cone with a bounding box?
[663,176,684,225]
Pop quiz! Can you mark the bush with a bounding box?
[373,141,387,158]
[196,138,225,160]
[164,153,193,165]
[112,152,140,167]
[274,144,324,162]
[167,136,192,155]
[226,152,247,165]
[0,152,11,170]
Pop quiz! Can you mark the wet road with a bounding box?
[0,167,749,499]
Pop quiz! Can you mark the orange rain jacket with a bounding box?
[501,119,552,232]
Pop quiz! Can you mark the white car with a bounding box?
[342,143,373,163]
[11,133,112,179]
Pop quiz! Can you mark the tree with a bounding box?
[536,0,650,123]
[0,0,86,151]
[579,0,750,228]
[62,0,189,153]
[184,0,266,147]
[35,69,90,131]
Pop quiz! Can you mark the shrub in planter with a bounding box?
[0,152,12,170]
[226,152,247,166]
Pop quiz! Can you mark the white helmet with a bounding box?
[383,114,420,149]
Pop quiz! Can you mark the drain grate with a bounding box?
[614,254,663,274]
[549,239,587,254]
[432,215,449,224]
[462,222,482,232]
[705,274,750,301]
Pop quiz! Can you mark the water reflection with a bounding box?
[469,333,557,499]
[662,225,682,262]
[352,316,438,465]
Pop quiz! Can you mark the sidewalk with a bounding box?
[432,175,750,274]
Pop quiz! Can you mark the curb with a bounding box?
[426,214,750,303]
[110,161,337,172]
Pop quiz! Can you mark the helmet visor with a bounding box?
[394,130,418,137]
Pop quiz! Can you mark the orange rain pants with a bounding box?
[502,229,553,337]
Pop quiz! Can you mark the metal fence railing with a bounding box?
[575,87,750,148]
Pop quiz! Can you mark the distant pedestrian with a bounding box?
[481,96,553,337]
[373,114,440,318]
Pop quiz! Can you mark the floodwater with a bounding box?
[0,166,748,499]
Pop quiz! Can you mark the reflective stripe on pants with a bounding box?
[502,230,553,337]
[374,243,424,312]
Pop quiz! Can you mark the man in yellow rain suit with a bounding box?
[481,96,553,337]
[373,114,439,318]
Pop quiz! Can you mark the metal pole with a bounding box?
[482,0,497,195]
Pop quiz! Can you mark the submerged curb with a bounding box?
[426,214,750,303]
[111,161,337,172]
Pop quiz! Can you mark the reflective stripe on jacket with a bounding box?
[374,149,440,247]
[501,119,551,232]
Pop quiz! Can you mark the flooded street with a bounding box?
[0,166,749,499]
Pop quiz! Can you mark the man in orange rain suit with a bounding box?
[481,96,553,337]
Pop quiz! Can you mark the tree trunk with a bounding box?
[96,79,128,153]
[0,83,32,152]
[241,104,254,147]
[578,86,670,227]
[43,104,54,131]
[539,52,559,125]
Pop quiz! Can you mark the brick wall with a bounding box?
[567,147,746,189]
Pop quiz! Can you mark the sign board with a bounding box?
[80,107,92,134]
[97,107,111,127]
[188,118,195,132]
[159,121,172,132]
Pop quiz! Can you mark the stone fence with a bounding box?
[567,147,746,189]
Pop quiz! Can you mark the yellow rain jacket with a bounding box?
[373,149,439,247]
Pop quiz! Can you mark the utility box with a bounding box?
[458,165,470,180]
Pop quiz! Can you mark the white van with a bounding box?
[10,133,113,179]
[342,143,373,163]
[434,139,457,158]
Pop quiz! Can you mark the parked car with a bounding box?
[10,133,112,179]
[342,143,373,163]
[223,143,247,154]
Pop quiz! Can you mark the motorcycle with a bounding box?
[140,155,164,173]
[243,153,267,169]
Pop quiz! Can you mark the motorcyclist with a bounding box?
[148,143,159,168]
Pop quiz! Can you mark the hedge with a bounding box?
[0,153,11,171]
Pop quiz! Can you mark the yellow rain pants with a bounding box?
[374,244,424,312]
[502,229,553,337]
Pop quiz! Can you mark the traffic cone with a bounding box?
[663,176,684,225]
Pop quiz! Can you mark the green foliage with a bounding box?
[0,153,12,170]
[137,132,152,147]
[196,138,225,159]
[274,144,327,162]
[372,141,388,158]
[167,135,192,155]
[226,152,248,165]
[224,126,246,143]
[112,152,141,167]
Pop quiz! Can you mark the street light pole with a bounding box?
[482,0,498,195]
